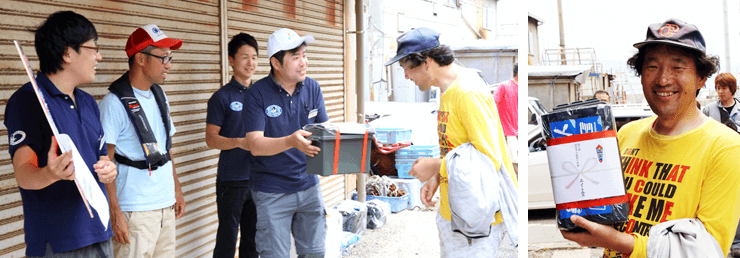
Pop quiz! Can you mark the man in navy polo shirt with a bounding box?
[245,28,328,258]
[206,32,259,258]
[4,11,117,257]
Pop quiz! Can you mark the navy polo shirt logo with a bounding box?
[266,105,282,117]
[230,101,243,111]
[9,130,25,146]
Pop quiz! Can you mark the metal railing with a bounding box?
[541,47,603,72]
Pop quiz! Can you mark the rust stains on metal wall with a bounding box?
[326,0,337,26]
[241,0,259,11]
[283,0,297,19]
[0,0,346,257]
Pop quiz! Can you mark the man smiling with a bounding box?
[244,28,328,258]
[561,19,740,258]
[207,32,259,258]
[5,11,117,257]
[99,24,186,258]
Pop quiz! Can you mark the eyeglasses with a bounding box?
[79,45,99,53]
[141,52,173,64]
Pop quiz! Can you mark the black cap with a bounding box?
[633,18,706,53]
[385,27,440,66]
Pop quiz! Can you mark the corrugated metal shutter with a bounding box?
[0,0,346,257]
[0,0,221,257]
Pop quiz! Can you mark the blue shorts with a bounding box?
[251,183,327,258]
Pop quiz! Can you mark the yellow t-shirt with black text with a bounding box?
[437,68,517,225]
[604,116,740,258]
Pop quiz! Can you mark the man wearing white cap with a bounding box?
[244,28,328,258]
[99,24,186,258]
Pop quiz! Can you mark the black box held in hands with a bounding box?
[304,123,374,176]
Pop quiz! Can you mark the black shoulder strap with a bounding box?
[718,104,739,132]
[719,104,731,122]
[109,72,172,170]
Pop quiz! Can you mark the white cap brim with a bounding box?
[269,35,315,58]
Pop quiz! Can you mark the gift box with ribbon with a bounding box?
[541,99,629,231]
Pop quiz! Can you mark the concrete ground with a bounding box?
[343,206,518,258]
[528,208,604,258]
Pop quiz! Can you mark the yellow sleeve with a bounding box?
[697,142,740,255]
[628,233,648,258]
[457,91,517,187]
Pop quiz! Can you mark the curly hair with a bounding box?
[398,44,455,69]
[627,43,719,80]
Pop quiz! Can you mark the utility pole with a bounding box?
[557,0,566,65]
[723,0,731,72]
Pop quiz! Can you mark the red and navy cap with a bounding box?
[125,24,182,58]
[633,19,706,53]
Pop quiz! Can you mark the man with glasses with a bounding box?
[4,11,117,257]
[98,24,186,258]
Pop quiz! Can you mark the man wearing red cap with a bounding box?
[98,24,186,258]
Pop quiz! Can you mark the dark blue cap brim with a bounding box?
[384,53,406,66]
[633,39,704,53]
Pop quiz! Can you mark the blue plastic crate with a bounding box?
[395,145,441,160]
[374,128,412,144]
[395,159,415,179]
[350,192,409,213]
[368,195,409,213]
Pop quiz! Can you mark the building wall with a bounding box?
[0,0,348,257]
[528,16,541,65]
[362,0,496,102]
[578,73,613,101]
[454,49,516,84]
[529,81,578,111]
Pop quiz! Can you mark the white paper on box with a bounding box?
[547,136,625,204]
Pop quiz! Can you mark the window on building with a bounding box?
[529,31,535,55]
[483,6,494,30]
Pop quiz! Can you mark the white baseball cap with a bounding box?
[267,28,315,59]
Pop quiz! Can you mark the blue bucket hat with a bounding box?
[384,27,440,66]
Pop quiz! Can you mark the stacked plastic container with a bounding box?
[395,145,441,178]
[351,191,408,213]
[392,178,423,210]
[374,128,412,145]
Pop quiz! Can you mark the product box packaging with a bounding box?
[541,99,629,231]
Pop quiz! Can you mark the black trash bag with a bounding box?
[366,199,391,229]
